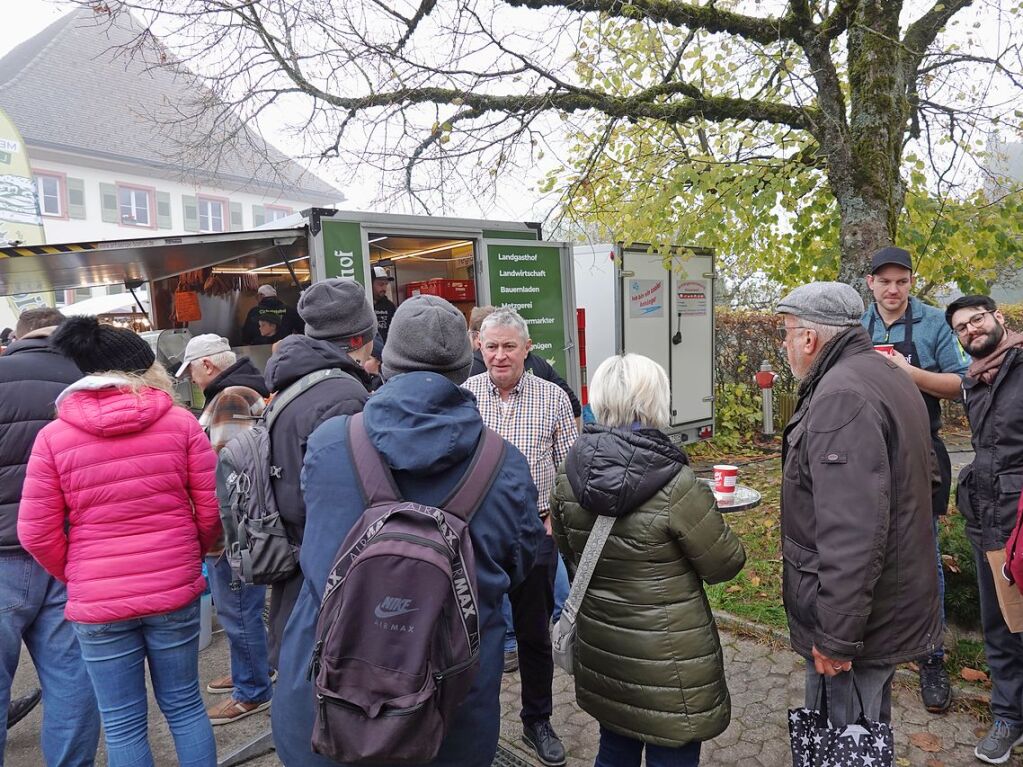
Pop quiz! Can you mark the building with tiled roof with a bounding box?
[0,6,342,247]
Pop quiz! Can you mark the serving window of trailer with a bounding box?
[368,234,478,325]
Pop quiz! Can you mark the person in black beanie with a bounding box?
[50,316,155,375]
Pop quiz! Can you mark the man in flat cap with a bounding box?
[777,282,940,731]
[861,246,970,712]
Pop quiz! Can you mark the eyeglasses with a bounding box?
[951,311,994,337]
[774,326,817,343]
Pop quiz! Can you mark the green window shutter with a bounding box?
[182,195,199,232]
[100,183,118,223]
[230,201,243,231]
[66,177,86,219]
[252,205,266,227]
[156,191,172,229]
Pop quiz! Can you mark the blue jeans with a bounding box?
[504,553,570,652]
[73,598,216,767]
[0,551,99,767]
[205,555,272,704]
[594,726,701,767]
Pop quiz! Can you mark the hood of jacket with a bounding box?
[363,372,484,474]
[264,334,371,392]
[203,357,269,404]
[2,336,59,358]
[565,424,689,517]
[56,376,174,437]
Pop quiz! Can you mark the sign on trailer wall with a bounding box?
[320,220,368,284]
[485,241,569,379]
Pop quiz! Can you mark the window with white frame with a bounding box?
[264,205,291,223]
[35,174,63,217]
[118,186,151,226]
[198,197,225,232]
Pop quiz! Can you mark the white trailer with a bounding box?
[574,243,716,445]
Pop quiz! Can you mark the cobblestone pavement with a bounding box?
[500,631,1008,767]
[7,625,1009,766]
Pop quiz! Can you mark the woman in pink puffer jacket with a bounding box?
[19,317,221,767]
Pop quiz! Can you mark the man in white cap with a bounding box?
[372,266,397,342]
[777,281,939,734]
[177,335,275,725]
[242,284,302,346]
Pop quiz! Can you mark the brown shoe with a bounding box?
[207,697,271,726]
[206,669,277,695]
[205,674,234,695]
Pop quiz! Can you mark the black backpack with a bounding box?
[309,413,505,764]
[217,368,356,584]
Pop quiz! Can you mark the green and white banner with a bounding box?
[320,219,367,284]
[485,241,569,379]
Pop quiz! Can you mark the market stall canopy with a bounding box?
[0,227,307,297]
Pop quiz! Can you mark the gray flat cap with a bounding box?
[776,282,864,327]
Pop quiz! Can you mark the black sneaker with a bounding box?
[503,649,519,673]
[522,720,566,767]
[975,719,1023,764]
[919,656,951,713]
[6,688,41,730]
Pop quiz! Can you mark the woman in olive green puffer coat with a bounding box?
[551,354,745,766]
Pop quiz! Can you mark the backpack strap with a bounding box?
[442,428,506,522]
[347,412,401,506]
[265,368,358,432]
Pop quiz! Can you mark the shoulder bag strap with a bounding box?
[560,515,616,624]
[346,412,402,506]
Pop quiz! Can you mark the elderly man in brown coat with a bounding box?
[777,281,940,729]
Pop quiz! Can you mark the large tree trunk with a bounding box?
[829,1,912,299]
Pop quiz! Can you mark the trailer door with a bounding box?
[478,238,580,395]
[621,246,714,438]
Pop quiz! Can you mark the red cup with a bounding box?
[713,465,738,497]
[874,344,895,355]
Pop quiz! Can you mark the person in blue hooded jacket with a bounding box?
[271,294,545,767]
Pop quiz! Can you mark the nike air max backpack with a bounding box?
[309,412,506,764]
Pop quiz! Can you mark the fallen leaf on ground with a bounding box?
[975,726,988,739]
[896,758,911,767]
[908,732,941,752]
[726,585,742,593]
[750,575,762,587]
[941,554,961,574]
[925,759,946,767]
[961,667,989,683]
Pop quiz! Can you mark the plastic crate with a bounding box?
[405,279,476,302]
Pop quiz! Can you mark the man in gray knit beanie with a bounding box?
[381,295,474,385]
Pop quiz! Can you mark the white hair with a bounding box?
[589,354,670,430]
[479,308,530,343]
[203,350,237,372]
[798,319,844,347]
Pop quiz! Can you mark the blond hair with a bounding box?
[94,363,180,405]
[589,354,670,429]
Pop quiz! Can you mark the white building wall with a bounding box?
[29,157,331,243]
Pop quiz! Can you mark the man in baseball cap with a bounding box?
[175,333,276,725]
[372,265,397,343]
[777,281,939,734]
[860,246,969,713]
[241,284,303,346]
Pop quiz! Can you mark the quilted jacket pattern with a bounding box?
[18,377,220,623]
[551,425,745,747]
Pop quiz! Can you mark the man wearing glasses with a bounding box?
[861,246,969,714]
[946,295,1023,764]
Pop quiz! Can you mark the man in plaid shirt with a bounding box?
[464,308,577,767]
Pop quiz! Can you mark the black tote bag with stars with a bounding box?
[788,675,894,767]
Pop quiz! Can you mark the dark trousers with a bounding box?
[595,726,701,767]
[803,662,895,726]
[974,544,1023,724]
[509,533,557,725]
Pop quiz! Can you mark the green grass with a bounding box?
[703,454,989,688]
